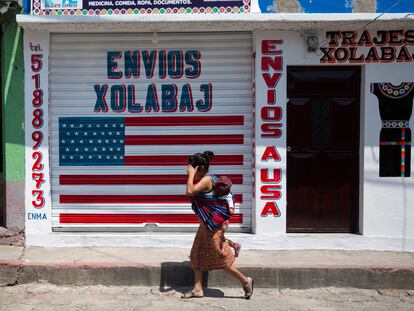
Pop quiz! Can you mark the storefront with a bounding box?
[17,3,414,250]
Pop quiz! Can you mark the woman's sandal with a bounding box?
[181,290,204,299]
[243,277,254,299]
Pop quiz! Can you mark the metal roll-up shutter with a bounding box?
[50,32,253,232]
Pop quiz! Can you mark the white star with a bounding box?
[89,140,93,143]
[101,132,105,135]
[109,132,112,136]
[80,140,84,144]
[120,156,123,159]
[80,124,83,128]
[65,148,69,152]
[80,155,84,159]
[94,148,98,151]
[114,156,117,159]
[109,148,113,151]
[105,124,108,128]
[75,132,79,136]
[62,155,66,159]
[105,139,109,143]
[84,148,88,151]
[113,124,116,128]
[113,139,117,143]
[70,156,74,159]
[75,148,79,151]
[116,132,120,135]
[117,148,120,151]
[120,124,124,128]
[71,140,74,143]
[88,124,92,128]
[98,139,102,143]
[120,140,124,143]
[70,124,74,128]
[93,132,97,136]
[61,140,65,143]
[106,155,110,159]
[66,132,70,136]
[88,155,92,159]
[102,147,106,151]
[98,155,102,159]
[62,124,67,128]
[97,124,100,128]
[84,132,88,136]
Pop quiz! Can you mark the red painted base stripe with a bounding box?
[125,116,244,126]
[125,134,244,145]
[60,213,243,224]
[60,194,243,204]
[124,155,243,166]
[60,174,243,185]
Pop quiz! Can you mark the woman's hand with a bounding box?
[187,164,198,175]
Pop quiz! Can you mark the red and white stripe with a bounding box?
[54,115,251,228]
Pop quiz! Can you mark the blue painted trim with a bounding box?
[23,0,31,14]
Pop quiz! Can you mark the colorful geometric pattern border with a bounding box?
[382,120,410,128]
[32,0,250,15]
[379,128,410,177]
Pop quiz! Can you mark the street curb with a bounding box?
[1,261,414,289]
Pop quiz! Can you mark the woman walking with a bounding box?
[182,151,254,299]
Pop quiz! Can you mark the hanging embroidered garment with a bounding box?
[371,82,414,177]
[191,176,232,231]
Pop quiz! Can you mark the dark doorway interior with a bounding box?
[286,66,360,233]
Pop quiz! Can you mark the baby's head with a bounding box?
[214,176,232,196]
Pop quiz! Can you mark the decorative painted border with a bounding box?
[32,0,250,15]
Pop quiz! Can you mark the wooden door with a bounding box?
[287,66,360,233]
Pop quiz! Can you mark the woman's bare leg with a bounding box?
[226,238,234,247]
[193,269,203,292]
[224,265,248,285]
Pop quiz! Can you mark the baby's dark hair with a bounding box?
[188,151,214,172]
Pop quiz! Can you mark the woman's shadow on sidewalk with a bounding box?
[159,261,243,299]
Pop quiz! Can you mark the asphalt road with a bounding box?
[0,284,413,311]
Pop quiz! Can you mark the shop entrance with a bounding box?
[49,32,253,233]
[286,66,360,233]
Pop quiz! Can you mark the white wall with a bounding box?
[363,64,414,247]
[269,29,414,250]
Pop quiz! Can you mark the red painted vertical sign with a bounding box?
[259,40,283,217]
[30,42,46,212]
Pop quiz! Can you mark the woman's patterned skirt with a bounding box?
[190,222,235,272]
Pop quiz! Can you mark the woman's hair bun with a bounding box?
[202,151,214,161]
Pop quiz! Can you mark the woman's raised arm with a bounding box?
[186,165,212,197]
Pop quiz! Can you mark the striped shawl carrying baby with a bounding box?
[191,176,232,231]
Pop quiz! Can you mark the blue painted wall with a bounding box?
[377,0,414,13]
[259,0,414,13]
[298,0,353,13]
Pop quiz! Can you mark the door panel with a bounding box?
[287,66,360,233]
[286,152,319,230]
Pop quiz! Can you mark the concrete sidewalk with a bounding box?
[1,246,413,289]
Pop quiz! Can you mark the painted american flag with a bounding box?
[57,115,246,226]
